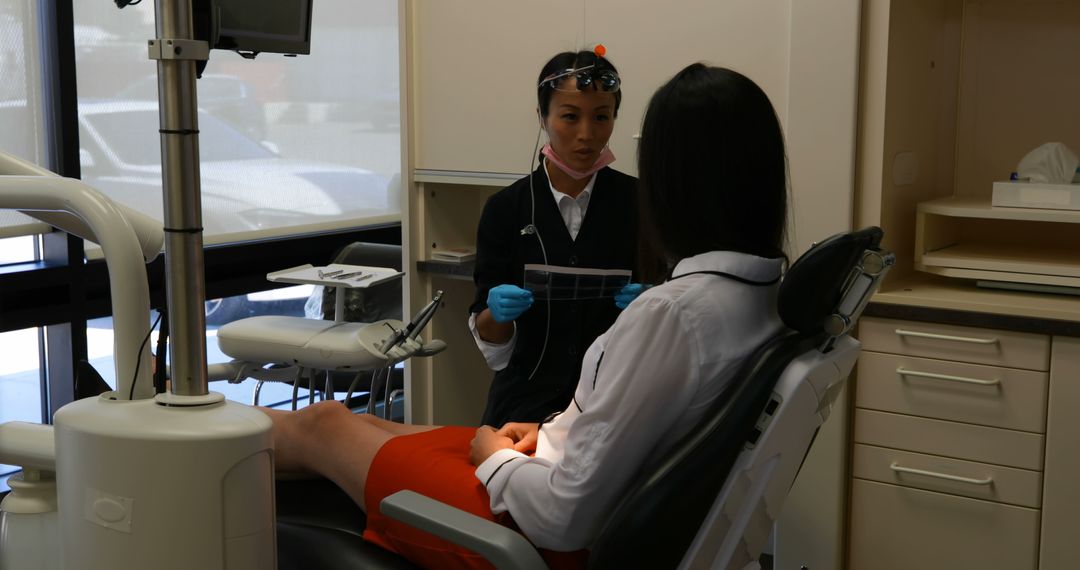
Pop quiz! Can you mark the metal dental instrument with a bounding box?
[332,270,367,280]
[407,290,443,340]
[382,290,444,353]
[317,268,344,278]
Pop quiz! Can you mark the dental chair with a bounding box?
[213,242,422,416]
[275,227,894,570]
[261,242,405,412]
[310,242,406,416]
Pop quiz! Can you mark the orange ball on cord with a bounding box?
[594,44,606,57]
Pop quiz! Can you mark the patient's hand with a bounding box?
[496,422,540,454]
[470,426,514,466]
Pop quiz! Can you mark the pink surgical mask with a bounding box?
[541,143,616,180]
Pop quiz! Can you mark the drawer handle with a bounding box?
[895,367,1001,386]
[890,462,993,486]
[894,329,999,345]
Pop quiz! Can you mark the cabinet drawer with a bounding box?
[853,444,1042,508]
[849,479,1039,570]
[856,351,1048,433]
[859,317,1050,371]
[854,409,1043,471]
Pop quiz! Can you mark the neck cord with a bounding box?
[525,126,551,381]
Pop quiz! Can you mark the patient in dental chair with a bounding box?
[261,63,790,570]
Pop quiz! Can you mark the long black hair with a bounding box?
[638,64,787,263]
[537,50,622,118]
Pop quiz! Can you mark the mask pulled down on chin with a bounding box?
[541,143,616,180]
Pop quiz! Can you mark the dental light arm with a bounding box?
[0,169,157,401]
[0,422,56,472]
[0,152,165,263]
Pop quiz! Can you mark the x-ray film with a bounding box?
[523,264,631,301]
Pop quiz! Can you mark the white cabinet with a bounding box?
[850,479,1040,570]
[850,317,1080,570]
[850,317,1049,570]
[1040,336,1080,569]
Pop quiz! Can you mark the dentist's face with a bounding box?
[541,83,617,172]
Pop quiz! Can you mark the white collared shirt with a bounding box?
[468,162,598,370]
[548,166,596,241]
[474,250,786,550]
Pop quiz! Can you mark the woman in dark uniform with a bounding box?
[469,48,645,426]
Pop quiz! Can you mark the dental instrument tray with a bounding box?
[267,263,404,288]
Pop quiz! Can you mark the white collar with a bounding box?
[671,250,785,283]
[544,159,597,204]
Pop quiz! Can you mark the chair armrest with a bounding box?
[380,490,548,570]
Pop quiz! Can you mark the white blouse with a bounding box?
[474,250,786,550]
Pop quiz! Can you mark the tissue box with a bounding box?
[992,181,1080,211]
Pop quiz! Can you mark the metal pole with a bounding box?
[154,0,209,396]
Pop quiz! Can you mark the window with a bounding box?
[73,0,402,248]
[0,0,50,490]
[90,287,327,409]
[0,327,44,488]
[0,0,51,237]
[0,235,36,265]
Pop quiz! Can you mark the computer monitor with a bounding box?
[210,0,312,57]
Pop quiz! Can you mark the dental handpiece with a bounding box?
[383,290,443,353]
[407,290,443,340]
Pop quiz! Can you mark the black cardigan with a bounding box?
[470,164,639,426]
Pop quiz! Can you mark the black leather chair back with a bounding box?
[588,227,884,569]
[321,242,404,322]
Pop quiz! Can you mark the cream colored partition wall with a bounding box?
[413,0,793,177]
[773,2,862,570]
[409,180,502,426]
[581,0,792,177]
[412,0,582,174]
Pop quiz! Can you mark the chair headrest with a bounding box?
[333,242,403,272]
[778,226,884,335]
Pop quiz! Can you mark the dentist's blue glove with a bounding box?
[615,283,647,310]
[487,284,534,323]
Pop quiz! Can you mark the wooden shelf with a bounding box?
[920,243,1080,284]
[916,197,1080,290]
[919,197,1080,224]
[414,170,523,187]
[416,259,474,281]
[873,274,1080,325]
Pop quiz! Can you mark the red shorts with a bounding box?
[362,426,587,570]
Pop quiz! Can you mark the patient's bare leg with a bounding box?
[353,412,442,436]
[261,401,435,508]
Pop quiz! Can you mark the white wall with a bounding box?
[412,0,793,177]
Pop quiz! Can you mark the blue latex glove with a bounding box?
[615,283,647,310]
[487,284,534,323]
